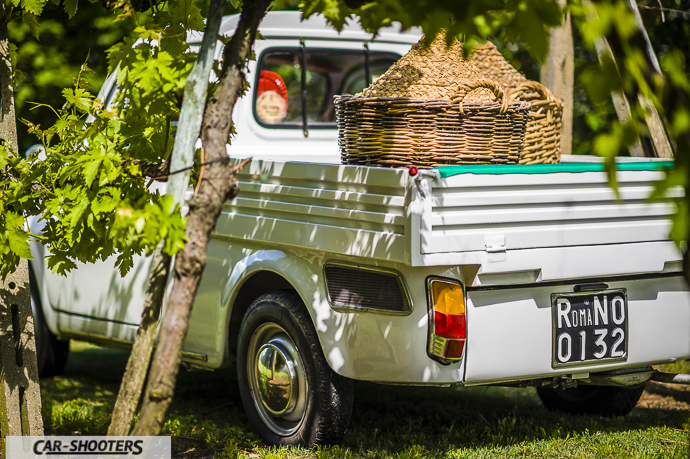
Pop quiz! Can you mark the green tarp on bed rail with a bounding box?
[435,161,674,178]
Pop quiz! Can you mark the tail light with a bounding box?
[427,277,466,363]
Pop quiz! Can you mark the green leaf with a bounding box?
[5,213,32,260]
[8,44,25,85]
[6,212,24,229]
[661,49,690,92]
[670,200,689,247]
[92,195,119,214]
[134,216,145,233]
[62,87,92,113]
[7,229,32,260]
[67,196,90,229]
[83,157,102,188]
[115,252,134,276]
[20,0,47,16]
[649,165,687,202]
[64,0,79,18]
[47,254,77,275]
[134,26,162,41]
[512,9,550,62]
[22,12,40,41]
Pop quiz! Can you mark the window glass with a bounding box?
[256,50,302,124]
[255,48,400,127]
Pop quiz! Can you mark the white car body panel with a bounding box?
[465,275,690,385]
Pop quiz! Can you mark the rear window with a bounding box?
[254,47,400,129]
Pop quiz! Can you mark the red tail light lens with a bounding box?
[428,278,466,362]
[434,311,466,339]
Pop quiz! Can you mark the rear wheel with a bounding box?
[30,268,69,377]
[537,384,645,417]
[237,291,353,446]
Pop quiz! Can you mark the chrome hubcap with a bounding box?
[256,343,297,415]
[248,323,307,436]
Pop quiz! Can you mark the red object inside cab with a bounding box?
[258,70,289,106]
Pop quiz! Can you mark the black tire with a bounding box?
[237,291,354,446]
[29,267,69,377]
[537,384,645,417]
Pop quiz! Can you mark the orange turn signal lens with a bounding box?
[431,280,465,315]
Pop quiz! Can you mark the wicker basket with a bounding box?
[336,79,531,168]
[509,81,563,165]
[336,34,532,168]
[471,43,563,164]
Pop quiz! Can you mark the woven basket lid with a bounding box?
[470,42,529,91]
[357,34,494,101]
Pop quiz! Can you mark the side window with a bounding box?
[340,58,400,95]
[254,47,400,129]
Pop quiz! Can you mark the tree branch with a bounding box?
[637,4,690,16]
[0,170,50,194]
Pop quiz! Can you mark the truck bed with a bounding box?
[224,159,679,282]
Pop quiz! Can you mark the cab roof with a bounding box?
[189,11,422,45]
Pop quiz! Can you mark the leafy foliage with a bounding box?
[0,72,185,277]
[0,0,209,278]
[571,0,690,244]
[8,1,133,153]
[285,0,564,60]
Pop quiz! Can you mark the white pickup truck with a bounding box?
[28,11,690,447]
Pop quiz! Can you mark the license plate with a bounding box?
[551,289,628,367]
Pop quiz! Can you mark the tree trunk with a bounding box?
[108,0,226,436]
[0,4,43,454]
[131,0,272,435]
[0,3,18,154]
[107,248,170,436]
[624,0,672,159]
[582,0,646,158]
[540,0,574,157]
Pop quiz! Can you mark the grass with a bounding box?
[40,341,690,458]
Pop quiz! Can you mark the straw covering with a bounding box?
[360,35,492,101]
[470,42,563,164]
[470,42,529,91]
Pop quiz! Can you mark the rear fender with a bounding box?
[220,249,342,369]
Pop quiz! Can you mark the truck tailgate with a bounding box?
[423,162,678,256]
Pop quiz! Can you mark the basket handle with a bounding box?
[508,81,556,102]
[450,79,508,116]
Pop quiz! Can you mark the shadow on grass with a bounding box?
[40,341,690,458]
[345,381,689,456]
